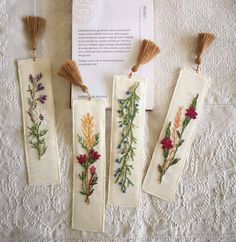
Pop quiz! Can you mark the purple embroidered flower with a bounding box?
[39,95,47,104]
[37,83,44,91]
[185,107,198,119]
[160,137,173,150]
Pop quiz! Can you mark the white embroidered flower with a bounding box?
[34,109,47,126]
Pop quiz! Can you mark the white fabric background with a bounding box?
[0,0,235,241]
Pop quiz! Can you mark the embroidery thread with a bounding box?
[77,113,100,204]
[158,94,199,183]
[27,73,48,160]
[114,82,140,193]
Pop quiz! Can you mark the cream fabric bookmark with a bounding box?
[72,99,106,232]
[108,75,146,207]
[142,68,211,201]
[18,58,60,185]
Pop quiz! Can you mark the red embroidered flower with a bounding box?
[90,150,101,160]
[77,154,87,164]
[185,107,198,119]
[160,137,173,150]
[90,166,96,175]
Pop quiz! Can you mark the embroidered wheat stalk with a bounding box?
[77,113,100,204]
[158,95,199,183]
[114,82,140,193]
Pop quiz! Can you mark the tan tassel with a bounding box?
[23,16,46,60]
[129,39,160,77]
[195,32,215,72]
[58,60,90,101]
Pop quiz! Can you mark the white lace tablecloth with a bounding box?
[0,0,236,241]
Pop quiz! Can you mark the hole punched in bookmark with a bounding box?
[128,39,160,78]
[195,32,215,73]
[23,16,46,61]
[58,60,91,107]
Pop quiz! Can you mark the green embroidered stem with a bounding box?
[27,73,48,160]
[158,94,199,183]
[114,82,140,193]
[77,113,100,204]
[28,123,48,160]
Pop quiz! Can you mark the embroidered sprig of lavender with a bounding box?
[27,73,48,160]
[114,82,140,193]
[158,94,199,183]
[77,113,100,204]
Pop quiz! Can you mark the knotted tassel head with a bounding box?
[23,16,46,59]
[195,32,215,72]
[58,60,89,96]
[130,39,160,77]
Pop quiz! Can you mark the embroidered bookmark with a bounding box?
[108,40,160,207]
[142,33,215,201]
[58,61,106,232]
[18,16,60,185]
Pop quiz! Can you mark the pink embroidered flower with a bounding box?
[90,166,96,175]
[185,107,198,119]
[90,150,101,160]
[77,154,87,164]
[160,137,173,150]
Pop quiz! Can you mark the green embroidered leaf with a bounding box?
[191,94,199,108]
[164,149,169,159]
[39,129,48,136]
[177,130,181,138]
[89,189,94,196]
[165,122,171,138]
[127,178,134,187]
[158,164,163,173]
[93,133,99,146]
[80,191,87,196]
[78,135,88,150]
[178,139,185,147]
[182,118,190,129]
[171,158,181,166]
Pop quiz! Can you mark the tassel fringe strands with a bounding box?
[129,39,160,77]
[58,60,90,98]
[23,16,46,60]
[195,32,215,72]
